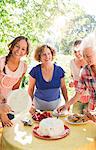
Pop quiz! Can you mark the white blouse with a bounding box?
[70,59,81,81]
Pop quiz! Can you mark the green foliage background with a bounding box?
[0,0,96,56]
[0,0,96,94]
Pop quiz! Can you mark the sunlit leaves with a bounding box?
[0,0,96,56]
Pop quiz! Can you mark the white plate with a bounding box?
[7,89,32,114]
[64,117,88,125]
[52,109,69,117]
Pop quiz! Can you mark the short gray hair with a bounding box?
[80,31,96,56]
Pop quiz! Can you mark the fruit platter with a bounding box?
[32,111,52,122]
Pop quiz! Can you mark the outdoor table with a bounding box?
[1,112,96,150]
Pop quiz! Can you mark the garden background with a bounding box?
[0,0,96,100]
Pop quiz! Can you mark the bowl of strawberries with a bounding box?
[32,111,52,122]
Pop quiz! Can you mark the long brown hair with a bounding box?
[3,36,29,74]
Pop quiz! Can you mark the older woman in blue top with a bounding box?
[28,45,68,113]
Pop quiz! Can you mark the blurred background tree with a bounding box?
[0,0,96,56]
[1,0,96,91]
